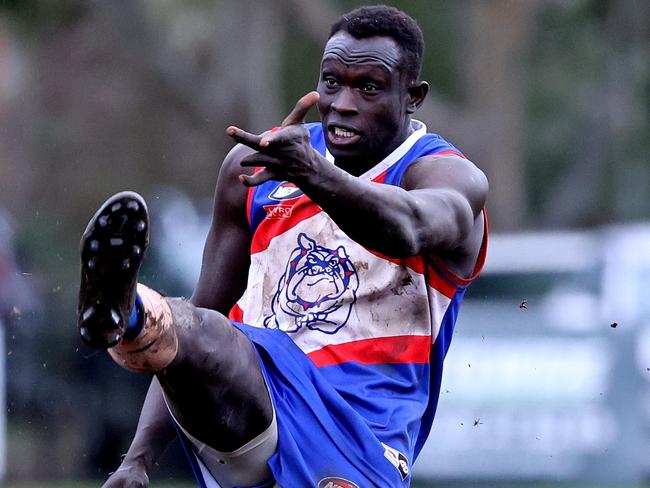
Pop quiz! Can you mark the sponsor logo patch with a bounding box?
[269,181,303,200]
[317,477,359,488]
[382,442,409,480]
[263,204,293,219]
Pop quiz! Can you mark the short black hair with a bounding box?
[329,5,424,83]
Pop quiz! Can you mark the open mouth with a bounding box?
[327,124,361,146]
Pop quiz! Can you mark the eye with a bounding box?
[323,76,339,88]
[360,82,380,92]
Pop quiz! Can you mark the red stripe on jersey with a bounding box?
[372,169,389,184]
[307,335,432,367]
[246,167,266,226]
[246,187,255,226]
[429,209,489,287]
[250,197,322,254]
[434,149,467,159]
[228,303,244,322]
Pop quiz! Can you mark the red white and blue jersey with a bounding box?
[228,121,487,486]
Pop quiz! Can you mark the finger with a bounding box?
[240,153,283,168]
[259,126,304,148]
[281,91,320,127]
[239,168,276,187]
[226,126,263,150]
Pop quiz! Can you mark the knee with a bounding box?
[169,303,252,373]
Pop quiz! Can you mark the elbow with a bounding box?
[379,223,422,259]
[379,206,432,258]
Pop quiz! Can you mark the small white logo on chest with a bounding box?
[269,181,303,200]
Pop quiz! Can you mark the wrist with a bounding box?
[301,154,343,193]
[111,462,150,486]
[120,452,149,471]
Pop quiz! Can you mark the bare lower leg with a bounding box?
[109,290,272,451]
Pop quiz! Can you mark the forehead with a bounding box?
[321,31,402,72]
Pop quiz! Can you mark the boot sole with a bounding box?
[77,191,149,348]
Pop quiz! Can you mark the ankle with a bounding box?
[123,293,144,341]
[109,284,178,373]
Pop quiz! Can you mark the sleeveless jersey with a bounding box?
[229,120,488,480]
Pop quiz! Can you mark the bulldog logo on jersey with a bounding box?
[269,181,303,200]
[263,233,359,334]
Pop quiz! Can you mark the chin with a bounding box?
[328,146,359,164]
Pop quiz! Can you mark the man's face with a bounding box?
[317,31,411,171]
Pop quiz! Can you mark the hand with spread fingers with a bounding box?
[226,91,327,188]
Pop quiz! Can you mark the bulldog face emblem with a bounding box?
[263,233,359,334]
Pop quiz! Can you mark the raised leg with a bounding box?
[77,192,272,452]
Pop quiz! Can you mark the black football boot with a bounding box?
[78,191,148,348]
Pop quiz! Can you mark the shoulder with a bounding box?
[213,144,258,214]
[219,143,258,181]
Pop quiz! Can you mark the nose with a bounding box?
[331,88,358,115]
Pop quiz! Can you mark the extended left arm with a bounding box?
[227,93,487,259]
[294,153,487,258]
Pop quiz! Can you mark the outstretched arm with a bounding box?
[228,92,488,267]
[303,152,486,259]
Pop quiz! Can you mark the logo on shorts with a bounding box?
[382,442,409,480]
[263,233,359,334]
[317,477,359,488]
[269,181,303,200]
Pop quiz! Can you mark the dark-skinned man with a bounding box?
[78,5,488,487]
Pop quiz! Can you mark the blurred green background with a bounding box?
[0,0,648,485]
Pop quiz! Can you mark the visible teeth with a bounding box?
[334,127,355,138]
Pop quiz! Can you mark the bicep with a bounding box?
[401,154,488,251]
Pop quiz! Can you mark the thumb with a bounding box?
[239,169,276,187]
[281,91,320,127]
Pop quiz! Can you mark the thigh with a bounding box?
[157,298,273,452]
[170,397,278,488]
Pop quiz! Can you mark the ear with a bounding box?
[406,81,429,114]
[298,232,316,250]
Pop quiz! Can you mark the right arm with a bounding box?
[191,143,256,312]
[104,144,255,486]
